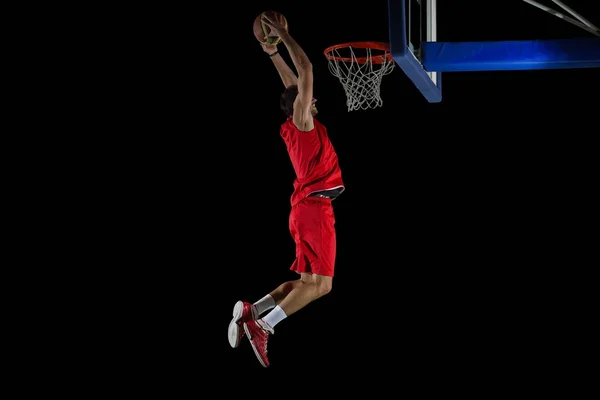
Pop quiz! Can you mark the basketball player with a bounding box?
[227,13,345,368]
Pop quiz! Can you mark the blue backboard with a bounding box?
[387,0,600,103]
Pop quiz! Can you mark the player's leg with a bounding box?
[266,196,336,323]
[243,197,336,366]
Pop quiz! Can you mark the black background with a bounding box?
[88,0,599,392]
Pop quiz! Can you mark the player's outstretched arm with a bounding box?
[262,15,313,130]
[261,43,297,88]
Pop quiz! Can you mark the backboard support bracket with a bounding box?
[388,0,442,103]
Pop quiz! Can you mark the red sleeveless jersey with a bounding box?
[280,117,345,206]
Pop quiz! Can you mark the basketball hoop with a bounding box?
[324,42,395,111]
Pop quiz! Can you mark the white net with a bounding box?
[326,45,395,111]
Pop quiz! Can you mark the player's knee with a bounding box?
[316,280,332,297]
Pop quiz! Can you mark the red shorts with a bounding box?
[289,196,337,277]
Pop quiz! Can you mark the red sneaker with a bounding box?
[228,301,258,348]
[243,319,273,368]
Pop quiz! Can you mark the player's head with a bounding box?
[280,85,318,118]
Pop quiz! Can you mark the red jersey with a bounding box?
[280,117,345,206]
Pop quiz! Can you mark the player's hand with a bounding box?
[261,43,278,55]
[261,14,287,38]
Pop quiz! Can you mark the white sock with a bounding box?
[262,305,287,330]
[253,294,276,316]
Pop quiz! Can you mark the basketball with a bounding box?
[253,10,288,46]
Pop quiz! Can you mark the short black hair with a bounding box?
[280,85,298,118]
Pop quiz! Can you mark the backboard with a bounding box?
[387,0,600,103]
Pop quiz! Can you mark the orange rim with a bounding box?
[323,41,393,64]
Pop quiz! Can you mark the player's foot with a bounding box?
[243,318,273,368]
[228,301,258,348]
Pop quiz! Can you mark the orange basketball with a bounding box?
[253,10,288,46]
